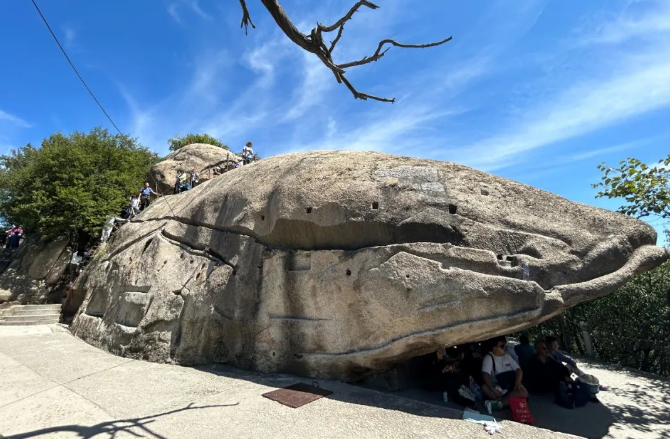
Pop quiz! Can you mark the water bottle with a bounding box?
[522,262,530,280]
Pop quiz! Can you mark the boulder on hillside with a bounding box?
[0,236,71,303]
[71,151,668,381]
[149,144,240,194]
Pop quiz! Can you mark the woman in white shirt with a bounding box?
[481,336,529,413]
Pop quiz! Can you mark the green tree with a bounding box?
[592,154,670,220]
[0,128,158,244]
[168,134,228,151]
[521,153,670,376]
[522,261,670,376]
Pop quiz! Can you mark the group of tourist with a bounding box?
[421,333,605,418]
[101,142,256,243]
[2,225,24,249]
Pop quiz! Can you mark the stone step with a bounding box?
[11,304,62,310]
[0,314,60,324]
[11,308,62,316]
[0,320,59,326]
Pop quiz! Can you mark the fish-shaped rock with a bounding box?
[71,150,668,381]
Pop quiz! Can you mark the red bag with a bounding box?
[509,397,535,425]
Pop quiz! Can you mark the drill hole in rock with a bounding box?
[346,269,352,276]
[372,201,379,209]
[448,204,458,215]
[306,207,312,214]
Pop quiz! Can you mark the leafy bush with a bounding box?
[0,128,158,244]
[168,134,228,151]
[520,261,670,376]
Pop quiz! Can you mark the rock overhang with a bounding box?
[71,150,668,381]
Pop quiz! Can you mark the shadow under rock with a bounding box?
[194,363,463,420]
[4,402,238,439]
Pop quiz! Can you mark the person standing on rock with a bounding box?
[7,225,23,249]
[174,170,190,193]
[139,182,159,211]
[242,141,254,165]
[189,169,199,188]
[100,216,127,242]
[129,195,140,217]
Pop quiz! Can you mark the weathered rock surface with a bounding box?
[0,237,71,303]
[149,143,240,194]
[71,150,668,381]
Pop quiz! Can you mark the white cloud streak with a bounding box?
[457,58,670,170]
[450,0,670,171]
[167,4,181,24]
[0,109,31,128]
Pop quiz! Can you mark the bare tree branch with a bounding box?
[239,0,451,102]
[317,0,379,33]
[238,0,256,35]
[338,37,453,69]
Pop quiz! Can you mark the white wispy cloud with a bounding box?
[167,4,181,24]
[186,0,212,21]
[0,109,31,128]
[62,25,76,48]
[579,0,670,45]
[282,52,333,121]
[167,1,211,24]
[449,1,670,171]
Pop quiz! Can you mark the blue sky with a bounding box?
[1,0,668,241]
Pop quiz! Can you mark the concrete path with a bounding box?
[0,326,666,439]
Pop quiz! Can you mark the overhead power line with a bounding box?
[30,0,179,218]
[30,0,122,134]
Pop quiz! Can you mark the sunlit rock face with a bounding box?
[71,150,668,381]
[0,237,70,304]
[148,143,240,195]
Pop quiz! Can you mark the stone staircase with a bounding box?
[0,304,62,326]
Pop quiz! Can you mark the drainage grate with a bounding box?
[262,382,333,408]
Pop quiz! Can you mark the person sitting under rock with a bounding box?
[421,347,476,407]
[546,335,609,392]
[546,336,581,374]
[481,336,529,414]
[523,341,573,405]
[514,334,536,369]
[139,182,159,211]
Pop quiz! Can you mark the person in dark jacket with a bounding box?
[514,334,536,369]
[524,341,571,394]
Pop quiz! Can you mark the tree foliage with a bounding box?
[521,261,670,376]
[521,154,670,376]
[168,134,228,152]
[592,154,670,220]
[0,128,158,244]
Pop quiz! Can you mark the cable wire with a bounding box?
[30,0,122,135]
[30,0,178,219]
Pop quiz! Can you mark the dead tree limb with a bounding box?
[238,0,451,103]
[238,0,256,34]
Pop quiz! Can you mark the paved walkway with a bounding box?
[0,326,667,439]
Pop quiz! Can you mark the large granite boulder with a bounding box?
[149,144,240,194]
[71,151,668,381]
[0,237,71,303]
